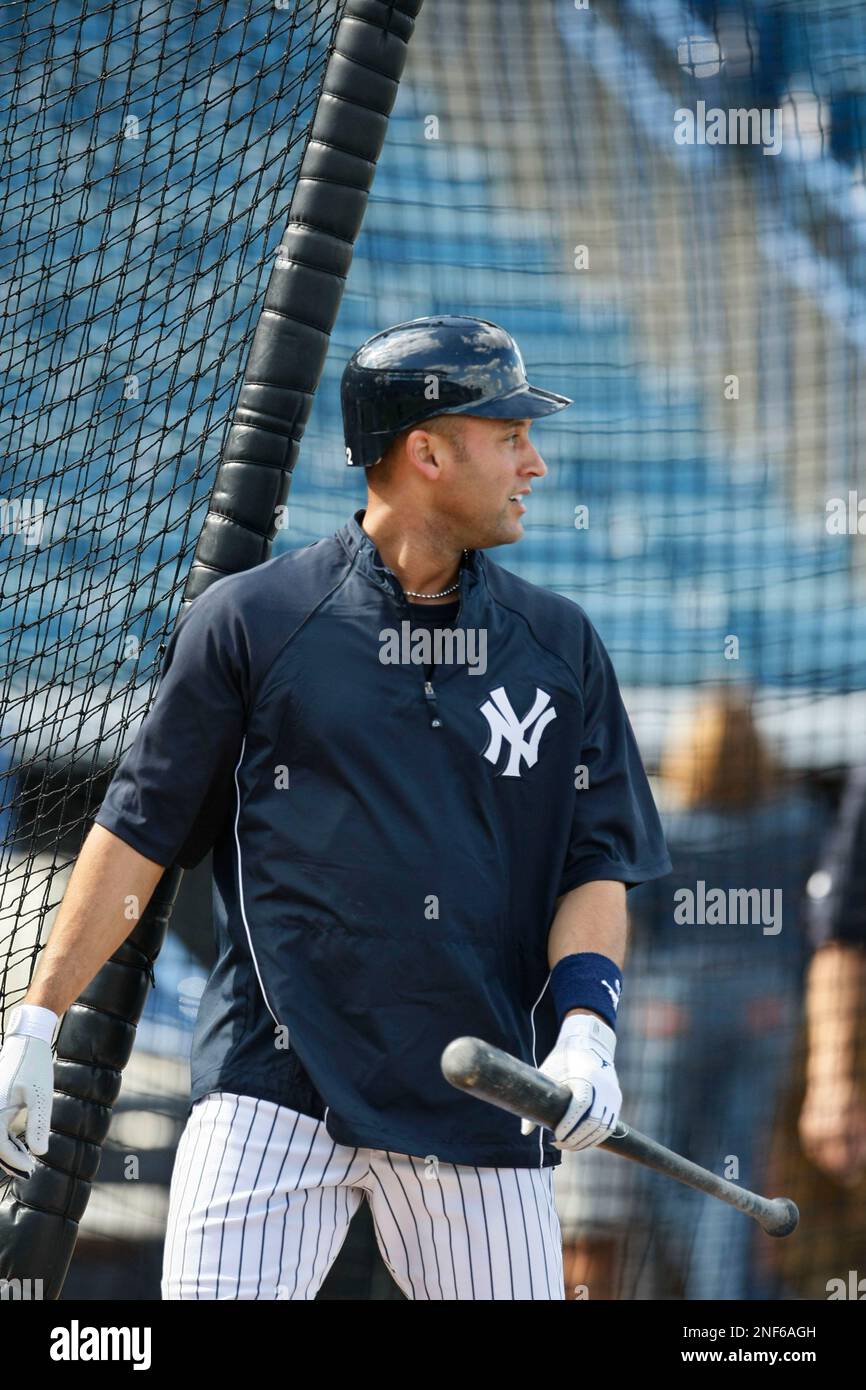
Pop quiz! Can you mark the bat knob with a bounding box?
[761,1197,800,1237]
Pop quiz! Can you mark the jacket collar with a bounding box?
[336,509,487,618]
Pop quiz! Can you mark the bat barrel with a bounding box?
[441,1036,573,1127]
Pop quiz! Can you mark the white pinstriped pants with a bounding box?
[161,1092,565,1300]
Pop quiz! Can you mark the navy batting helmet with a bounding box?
[340,315,573,469]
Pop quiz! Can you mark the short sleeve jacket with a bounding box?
[96,510,672,1167]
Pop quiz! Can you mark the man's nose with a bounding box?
[524,442,547,478]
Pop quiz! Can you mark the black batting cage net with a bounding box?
[0,1,344,981]
[1,0,865,1302]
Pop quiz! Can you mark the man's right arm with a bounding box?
[25,581,249,1018]
[0,824,167,1180]
[1,578,249,1177]
[23,823,167,1017]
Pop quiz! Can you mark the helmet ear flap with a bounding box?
[369,423,416,473]
[346,430,399,470]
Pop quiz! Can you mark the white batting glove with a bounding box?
[521,1012,621,1152]
[0,1004,57,1180]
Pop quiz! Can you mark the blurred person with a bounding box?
[558,684,829,1300]
[799,766,866,1186]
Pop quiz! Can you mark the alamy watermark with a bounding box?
[0,498,44,546]
[674,101,782,156]
[827,1271,866,1300]
[0,1277,43,1299]
[674,880,782,935]
[379,623,487,676]
[49,1320,151,1369]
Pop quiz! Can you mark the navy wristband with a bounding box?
[549,952,623,1031]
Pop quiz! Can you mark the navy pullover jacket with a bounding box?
[96,510,672,1167]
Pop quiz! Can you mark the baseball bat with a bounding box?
[441,1036,799,1237]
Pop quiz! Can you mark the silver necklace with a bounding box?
[402,550,469,600]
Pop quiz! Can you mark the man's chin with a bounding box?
[496,517,525,547]
[469,517,524,551]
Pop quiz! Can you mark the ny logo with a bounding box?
[601,978,621,1012]
[480,687,557,778]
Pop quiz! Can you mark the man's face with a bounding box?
[426,415,548,549]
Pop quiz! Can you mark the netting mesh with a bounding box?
[2,0,866,1300]
[0,0,344,1002]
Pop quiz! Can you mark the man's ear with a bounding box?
[404,426,442,478]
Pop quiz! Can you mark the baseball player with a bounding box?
[0,315,672,1300]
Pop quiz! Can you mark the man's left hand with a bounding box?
[521,1012,621,1151]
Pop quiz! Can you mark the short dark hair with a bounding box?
[373,413,467,473]
[423,413,468,457]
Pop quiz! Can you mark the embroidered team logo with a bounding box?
[479,686,557,778]
[601,978,622,1012]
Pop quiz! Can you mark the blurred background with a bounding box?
[1,0,866,1299]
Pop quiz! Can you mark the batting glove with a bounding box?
[0,1003,57,1181]
[521,1012,621,1152]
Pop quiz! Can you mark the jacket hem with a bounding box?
[323,1111,562,1169]
[187,1077,560,1168]
[189,1071,326,1121]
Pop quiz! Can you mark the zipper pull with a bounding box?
[424,679,442,729]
